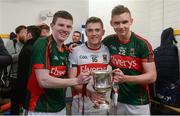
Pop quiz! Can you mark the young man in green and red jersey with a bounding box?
[102,5,157,115]
[23,10,91,115]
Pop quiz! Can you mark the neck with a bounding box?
[118,31,131,41]
[52,34,64,48]
[16,37,20,42]
[86,41,101,50]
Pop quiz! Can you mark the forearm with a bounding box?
[124,71,156,84]
[39,76,79,88]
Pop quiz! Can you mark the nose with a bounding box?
[117,23,123,28]
[63,26,69,32]
[92,30,97,36]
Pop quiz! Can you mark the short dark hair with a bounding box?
[52,10,73,24]
[38,23,50,31]
[85,16,104,29]
[27,25,41,39]
[73,31,81,35]
[111,5,131,18]
[15,25,27,34]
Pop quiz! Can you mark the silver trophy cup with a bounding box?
[93,71,112,93]
[93,70,112,114]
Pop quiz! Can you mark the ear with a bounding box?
[110,20,113,26]
[85,29,87,36]
[102,29,105,36]
[50,23,54,29]
[130,18,133,25]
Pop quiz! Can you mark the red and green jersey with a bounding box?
[102,32,154,105]
[24,36,69,112]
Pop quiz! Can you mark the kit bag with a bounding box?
[153,27,180,108]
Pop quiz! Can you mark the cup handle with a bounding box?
[108,71,113,83]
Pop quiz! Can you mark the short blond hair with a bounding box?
[111,5,131,18]
[85,16,104,29]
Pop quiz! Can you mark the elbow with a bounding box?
[38,78,49,88]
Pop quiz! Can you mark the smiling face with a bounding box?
[85,22,105,48]
[111,12,133,40]
[51,17,73,43]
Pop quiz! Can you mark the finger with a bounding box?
[83,76,91,82]
[97,97,106,102]
[113,77,120,83]
[112,68,121,73]
[81,71,91,76]
[84,80,89,84]
[93,101,100,109]
[98,100,106,104]
[93,94,106,100]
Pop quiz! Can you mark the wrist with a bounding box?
[73,78,80,85]
[122,75,128,83]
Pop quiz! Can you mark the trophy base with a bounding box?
[99,103,109,110]
[94,101,110,110]
[99,102,111,115]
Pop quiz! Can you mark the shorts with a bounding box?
[111,102,150,115]
[23,107,66,115]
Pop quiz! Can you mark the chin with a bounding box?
[118,33,126,36]
[58,38,67,42]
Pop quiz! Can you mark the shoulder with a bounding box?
[104,34,118,40]
[103,34,118,44]
[34,37,48,44]
[69,43,86,57]
[33,37,48,49]
[21,44,32,53]
[31,37,48,56]
[101,43,109,51]
[132,32,153,52]
[73,43,86,52]
[132,32,152,46]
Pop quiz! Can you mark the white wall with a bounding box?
[149,0,164,48]
[164,0,180,29]
[149,0,180,48]
[89,0,150,44]
[1,0,180,48]
[0,0,89,43]
[89,0,180,49]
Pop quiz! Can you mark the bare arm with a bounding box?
[35,69,90,88]
[68,67,84,93]
[126,62,156,84]
[113,62,157,84]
